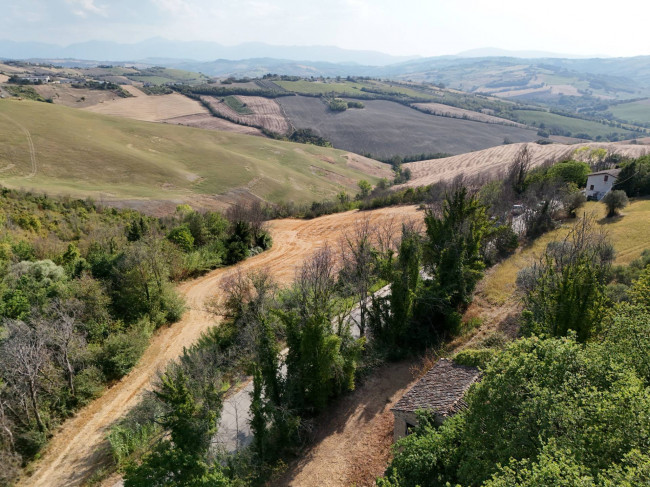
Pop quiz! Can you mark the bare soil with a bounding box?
[33,84,121,108]
[412,102,528,128]
[276,359,421,487]
[277,96,539,158]
[161,113,264,136]
[201,95,291,134]
[83,88,207,122]
[18,205,422,487]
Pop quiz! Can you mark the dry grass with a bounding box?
[161,113,264,136]
[401,142,649,188]
[0,99,391,209]
[83,89,207,122]
[482,199,650,305]
[32,84,119,108]
[412,102,528,128]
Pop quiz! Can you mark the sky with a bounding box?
[2,0,649,57]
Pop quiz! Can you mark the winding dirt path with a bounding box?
[18,206,421,487]
[0,112,37,178]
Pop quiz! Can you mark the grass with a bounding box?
[609,99,650,124]
[275,80,368,96]
[513,110,637,139]
[223,95,253,114]
[274,79,434,100]
[125,67,209,86]
[0,99,389,206]
[482,199,650,305]
[5,85,47,102]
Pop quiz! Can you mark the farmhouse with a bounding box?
[391,358,480,441]
[18,75,50,83]
[585,168,621,201]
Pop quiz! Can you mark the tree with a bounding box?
[518,217,612,341]
[602,190,629,218]
[167,225,195,252]
[357,179,372,199]
[505,144,531,195]
[124,366,228,487]
[0,320,50,432]
[280,247,364,414]
[382,336,650,487]
[45,299,85,397]
[614,156,650,197]
[423,188,494,312]
[338,218,375,336]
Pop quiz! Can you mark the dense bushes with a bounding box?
[381,220,650,486]
[0,189,270,482]
[615,155,650,196]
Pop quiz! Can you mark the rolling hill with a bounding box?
[400,141,650,188]
[0,99,391,214]
[276,96,540,158]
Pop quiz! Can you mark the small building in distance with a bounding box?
[391,358,480,441]
[586,168,621,201]
[18,75,50,84]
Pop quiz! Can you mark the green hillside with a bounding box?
[512,109,638,139]
[0,100,390,207]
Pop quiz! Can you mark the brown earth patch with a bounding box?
[83,92,207,122]
[201,95,291,134]
[161,113,264,136]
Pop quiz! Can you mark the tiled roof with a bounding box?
[587,168,621,177]
[392,358,480,416]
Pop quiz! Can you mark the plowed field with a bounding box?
[201,95,291,134]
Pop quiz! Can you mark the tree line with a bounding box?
[0,190,271,484]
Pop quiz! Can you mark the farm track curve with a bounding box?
[0,112,37,178]
[17,205,422,487]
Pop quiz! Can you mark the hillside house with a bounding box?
[391,359,480,441]
[586,168,621,201]
[18,75,50,84]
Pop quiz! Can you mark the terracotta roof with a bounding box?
[392,359,480,416]
[587,168,621,177]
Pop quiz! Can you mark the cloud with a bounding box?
[66,0,107,17]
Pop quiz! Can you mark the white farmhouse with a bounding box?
[585,168,621,201]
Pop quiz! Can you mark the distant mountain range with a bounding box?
[0,38,417,66]
[2,38,649,101]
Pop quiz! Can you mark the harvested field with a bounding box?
[121,85,145,97]
[201,95,291,134]
[161,113,264,136]
[277,96,540,158]
[401,142,650,188]
[0,100,391,208]
[83,90,207,122]
[32,84,121,108]
[0,74,9,83]
[412,102,528,128]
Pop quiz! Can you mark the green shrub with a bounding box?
[98,327,149,381]
[167,225,194,252]
[328,98,348,112]
[453,348,496,369]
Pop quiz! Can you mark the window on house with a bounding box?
[604,175,609,182]
[406,421,416,436]
[590,185,594,190]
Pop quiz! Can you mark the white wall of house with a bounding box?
[586,173,616,201]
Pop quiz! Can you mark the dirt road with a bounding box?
[18,206,421,487]
[0,111,37,177]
